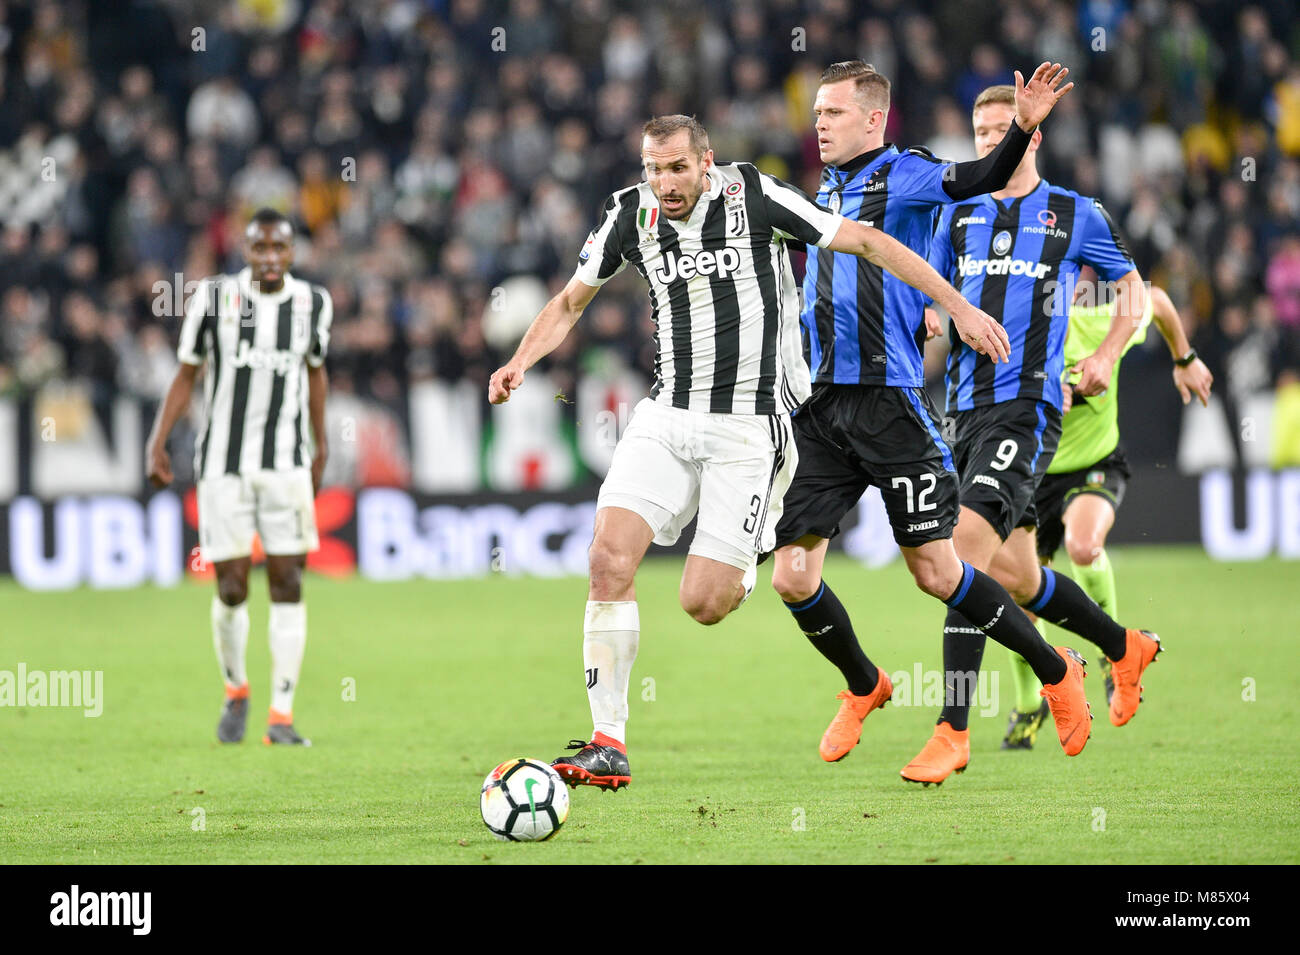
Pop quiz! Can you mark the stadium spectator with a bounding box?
[0,0,1293,487]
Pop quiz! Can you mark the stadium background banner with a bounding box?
[2,470,1298,591]
[2,355,1299,589]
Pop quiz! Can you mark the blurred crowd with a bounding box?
[1,0,1298,467]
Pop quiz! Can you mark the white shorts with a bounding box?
[198,468,319,563]
[596,398,797,570]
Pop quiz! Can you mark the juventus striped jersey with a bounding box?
[176,267,332,478]
[574,162,844,415]
[927,180,1135,413]
[803,145,956,388]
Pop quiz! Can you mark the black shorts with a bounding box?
[1034,446,1131,559]
[775,384,959,550]
[948,398,1062,541]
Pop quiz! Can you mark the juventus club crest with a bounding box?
[727,203,746,236]
[724,180,746,236]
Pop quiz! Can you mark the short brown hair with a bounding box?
[820,60,891,114]
[642,115,710,158]
[973,85,1016,112]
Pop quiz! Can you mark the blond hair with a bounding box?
[820,60,891,114]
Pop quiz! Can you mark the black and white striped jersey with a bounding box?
[177,267,332,478]
[575,162,844,415]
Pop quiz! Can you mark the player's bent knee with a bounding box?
[217,578,248,606]
[681,591,731,626]
[588,541,637,594]
[1007,576,1040,606]
[269,580,302,603]
[770,558,818,603]
[1064,534,1103,568]
[908,561,953,600]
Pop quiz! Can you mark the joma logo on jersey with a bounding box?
[232,339,299,376]
[655,247,742,283]
[956,255,1053,279]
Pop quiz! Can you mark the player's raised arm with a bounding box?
[940,62,1072,201]
[488,276,600,404]
[827,218,1011,363]
[1149,286,1213,406]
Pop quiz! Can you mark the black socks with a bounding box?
[785,581,878,696]
[941,562,1067,727]
[1025,568,1127,660]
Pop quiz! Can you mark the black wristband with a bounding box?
[1175,348,1198,367]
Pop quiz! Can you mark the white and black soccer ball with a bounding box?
[480,758,570,842]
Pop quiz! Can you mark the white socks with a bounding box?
[211,597,249,689]
[268,602,307,717]
[583,600,640,744]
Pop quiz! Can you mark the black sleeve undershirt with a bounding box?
[941,120,1034,200]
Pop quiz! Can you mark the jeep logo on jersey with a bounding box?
[992,230,1013,256]
[654,247,742,284]
[956,255,1053,279]
[232,339,299,376]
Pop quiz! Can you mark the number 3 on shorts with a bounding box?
[742,494,761,533]
[891,474,937,513]
[989,439,1019,472]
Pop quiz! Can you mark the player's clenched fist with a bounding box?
[489,362,526,404]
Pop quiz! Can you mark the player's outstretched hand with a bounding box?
[951,302,1010,363]
[489,362,526,404]
[1070,350,1114,396]
[923,308,944,341]
[1014,62,1073,130]
[147,444,172,489]
[1174,357,1213,406]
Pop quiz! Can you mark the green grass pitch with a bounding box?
[1,547,1295,864]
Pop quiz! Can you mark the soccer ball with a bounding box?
[480,758,570,842]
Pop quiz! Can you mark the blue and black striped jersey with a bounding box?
[928,180,1136,413]
[802,145,953,388]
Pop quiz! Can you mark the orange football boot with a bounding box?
[820,667,893,762]
[900,721,969,786]
[1040,646,1091,756]
[1107,629,1162,726]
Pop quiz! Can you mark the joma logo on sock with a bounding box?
[49,885,151,935]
